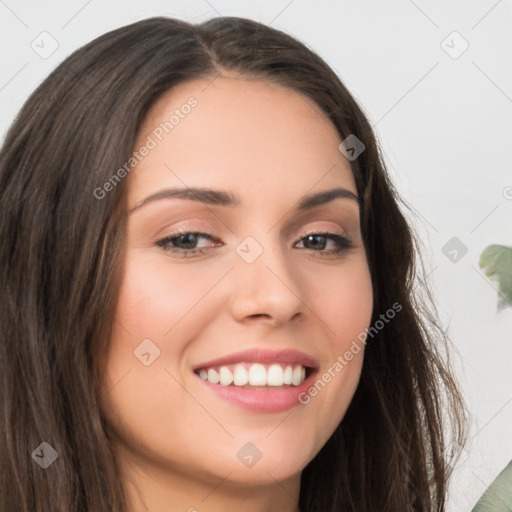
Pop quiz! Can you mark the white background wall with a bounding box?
[1,1,510,509]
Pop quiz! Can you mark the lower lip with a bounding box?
[196,371,318,413]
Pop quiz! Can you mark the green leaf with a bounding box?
[479,245,512,310]
[471,460,512,511]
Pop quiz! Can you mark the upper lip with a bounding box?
[193,348,319,371]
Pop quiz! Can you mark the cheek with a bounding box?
[328,258,373,386]
[102,252,231,411]
[307,256,373,346]
[116,253,180,335]
[99,253,220,469]
[114,251,227,338]
[333,270,373,347]
[296,257,373,433]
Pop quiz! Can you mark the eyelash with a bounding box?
[155,228,354,259]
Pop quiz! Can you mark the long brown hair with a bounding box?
[0,16,466,511]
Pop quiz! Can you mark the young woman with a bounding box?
[0,16,466,511]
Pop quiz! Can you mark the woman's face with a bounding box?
[101,76,373,494]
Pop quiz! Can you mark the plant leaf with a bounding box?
[479,245,512,310]
[471,460,512,511]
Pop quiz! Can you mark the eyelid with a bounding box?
[156,224,348,245]
[155,225,354,260]
[294,226,347,241]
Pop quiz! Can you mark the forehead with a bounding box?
[128,76,356,208]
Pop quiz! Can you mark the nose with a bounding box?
[228,238,305,327]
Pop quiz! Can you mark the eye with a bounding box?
[155,230,220,258]
[155,229,354,258]
[294,231,354,258]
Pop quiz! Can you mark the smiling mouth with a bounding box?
[194,362,312,388]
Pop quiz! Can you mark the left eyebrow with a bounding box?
[297,187,360,209]
[128,186,360,214]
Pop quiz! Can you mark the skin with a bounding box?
[100,75,373,512]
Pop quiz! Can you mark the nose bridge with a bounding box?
[229,231,305,324]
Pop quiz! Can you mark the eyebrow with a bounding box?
[129,186,360,213]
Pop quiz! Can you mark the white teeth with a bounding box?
[219,366,233,386]
[283,365,293,385]
[291,366,303,386]
[233,364,249,386]
[267,364,284,386]
[207,368,220,384]
[198,363,307,387]
[248,363,267,386]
